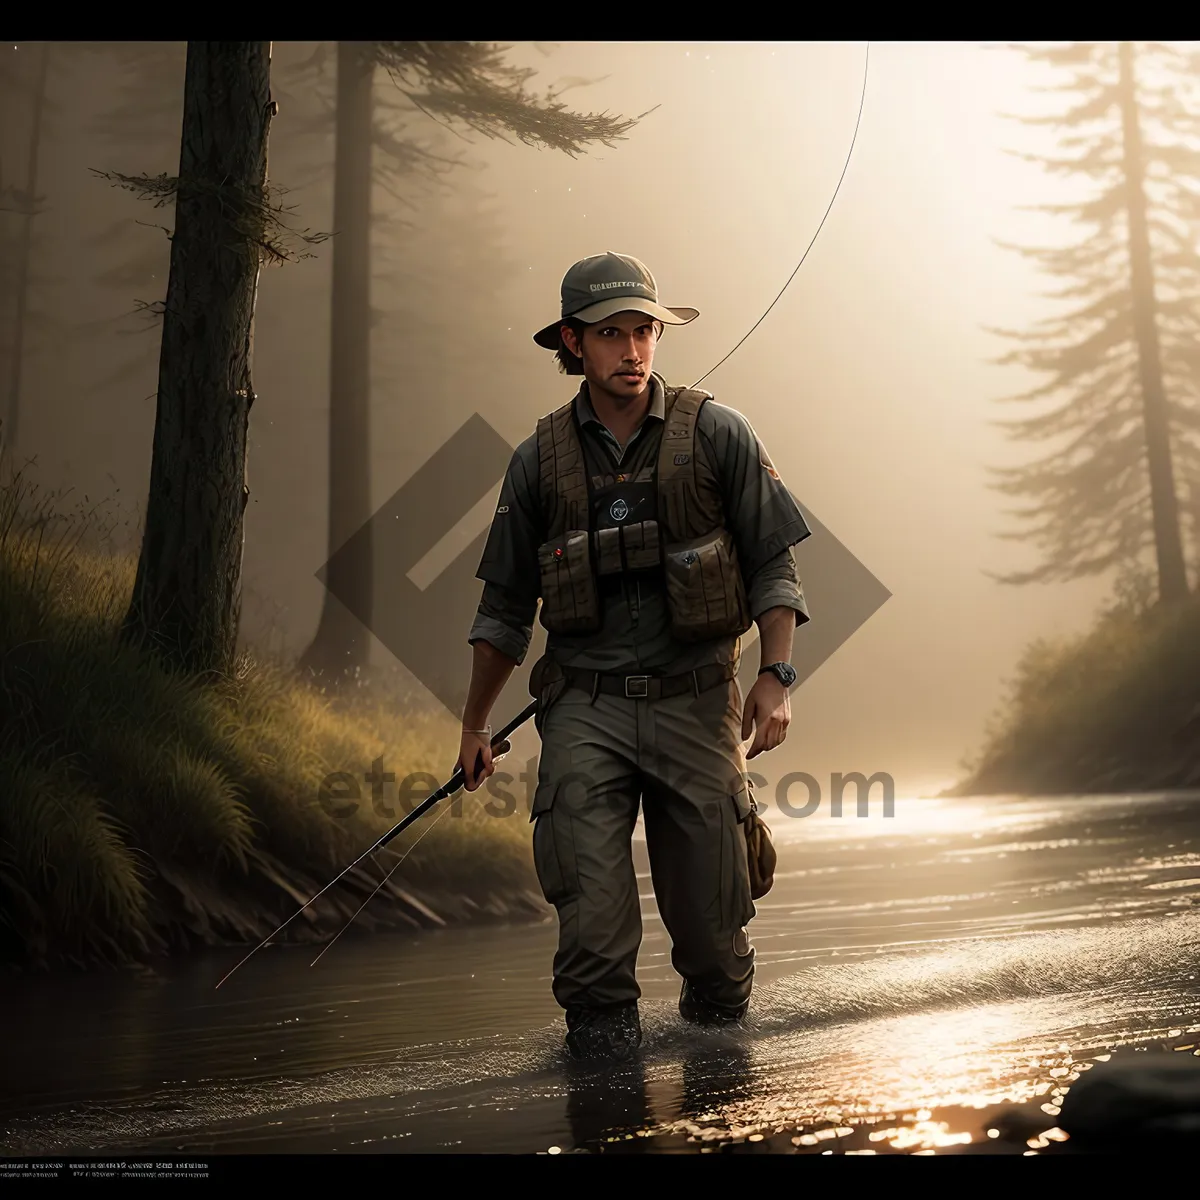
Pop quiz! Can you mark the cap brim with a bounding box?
[533,298,699,349]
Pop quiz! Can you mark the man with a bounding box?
[458,251,811,1061]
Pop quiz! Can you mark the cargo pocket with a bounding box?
[663,527,752,643]
[530,780,573,906]
[730,779,754,824]
[537,531,601,635]
[725,781,757,928]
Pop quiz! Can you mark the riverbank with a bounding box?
[950,590,1200,797]
[0,467,543,972]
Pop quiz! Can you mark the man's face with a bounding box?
[562,310,661,403]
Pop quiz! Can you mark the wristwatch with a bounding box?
[758,661,797,688]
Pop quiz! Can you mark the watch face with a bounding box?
[777,663,797,687]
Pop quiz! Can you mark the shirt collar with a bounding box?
[575,372,667,429]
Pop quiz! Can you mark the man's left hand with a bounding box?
[742,674,791,759]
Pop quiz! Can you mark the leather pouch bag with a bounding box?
[743,790,777,900]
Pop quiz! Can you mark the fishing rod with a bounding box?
[308,779,456,969]
[214,698,538,989]
[215,46,870,990]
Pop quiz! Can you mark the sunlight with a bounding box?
[769,794,1012,843]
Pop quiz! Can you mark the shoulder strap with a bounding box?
[537,398,590,536]
[657,385,713,537]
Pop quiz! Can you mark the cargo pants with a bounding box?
[529,657,757,1013]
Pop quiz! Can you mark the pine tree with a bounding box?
[0,42,51,456]
[115,43,283,674]
[988,41,1200,606]
[294,42,642,683]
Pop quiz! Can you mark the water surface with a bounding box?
[3,791,1199,1154]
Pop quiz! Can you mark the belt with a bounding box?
[562,660,737,701]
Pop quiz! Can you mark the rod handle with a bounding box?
[474,737,511,778]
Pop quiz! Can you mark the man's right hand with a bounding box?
[459,730,496,792]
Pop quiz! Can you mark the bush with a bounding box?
[959,587,1200,794]
[0,457,537,968]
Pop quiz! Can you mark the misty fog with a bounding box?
[3,41,1121,795]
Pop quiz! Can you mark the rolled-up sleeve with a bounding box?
[469,582,538,664]
[468,436,543,663]
[746,545,810,627]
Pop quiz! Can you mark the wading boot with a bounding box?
[679,981,748,1027]
[564,1002,642,1063]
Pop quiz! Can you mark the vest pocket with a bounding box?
[537,531,601,634]
[595,526,622,576]
[595,520,662,576]
[663,527,752,642]
[621,519,661,571]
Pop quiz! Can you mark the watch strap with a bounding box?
[758,662,796,684]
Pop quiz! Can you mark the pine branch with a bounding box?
[370,39,640,156]
[89,169,331,266]
[1015,42,1112,69]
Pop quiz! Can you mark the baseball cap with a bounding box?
[533,251,699,350]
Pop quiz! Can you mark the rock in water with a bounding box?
[1058,1052,1200,1142]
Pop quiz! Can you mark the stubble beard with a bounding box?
[586,364,650,410]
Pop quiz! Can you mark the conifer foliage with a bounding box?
[989,41,1200,605]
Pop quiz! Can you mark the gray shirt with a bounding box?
[469,372,811,673]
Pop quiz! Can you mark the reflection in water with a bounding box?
[563,1060,652,1151]
[3,793,1200,1154]
[680,1043,755,1118]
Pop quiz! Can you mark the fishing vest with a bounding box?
[534,385,752,642]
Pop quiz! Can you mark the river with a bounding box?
[3,790,1200,1155]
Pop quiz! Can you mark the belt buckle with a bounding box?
[624,675,650,698]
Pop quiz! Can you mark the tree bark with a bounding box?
[299,41,375,684]
[1117,40,1189,604]
[1185,476,1200,592]
[120,42,274,676]
[4,40,50,455]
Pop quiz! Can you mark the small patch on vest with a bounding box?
[609,498,629,521]
[673,453,690,465]
[496,505,509,514]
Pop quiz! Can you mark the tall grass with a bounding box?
[0,457,538,969]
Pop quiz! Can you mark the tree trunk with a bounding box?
[1117,40,1189,606]
[120,42,274,676]
[298,42,375,684]
[1186,475,1200,593]
[4,40,50,456]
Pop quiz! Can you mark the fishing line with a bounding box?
[309,774,476,967]
[690,41,870,390]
